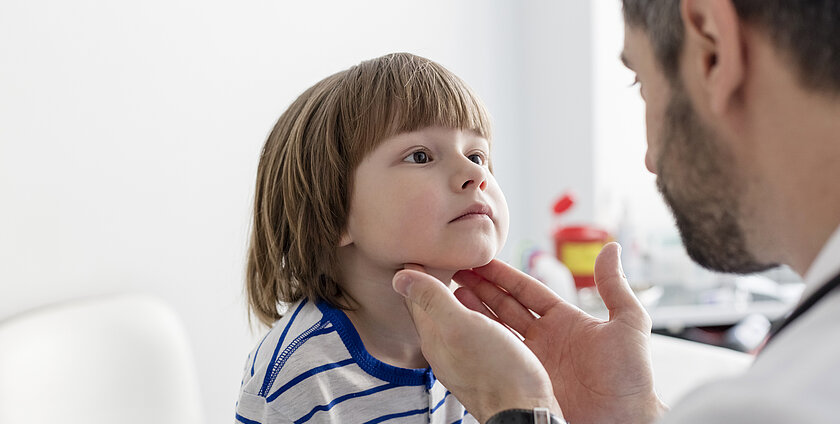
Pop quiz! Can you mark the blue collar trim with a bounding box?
[316,301,435,388]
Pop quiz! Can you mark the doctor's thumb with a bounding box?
[392,270,416,298]
[393,268,453,319]
[594,242,649,327]
[393,264,426,298]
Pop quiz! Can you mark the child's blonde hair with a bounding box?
[246,52,493,326]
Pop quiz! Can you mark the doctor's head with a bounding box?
[246,52,508,326]
[620,0,840,274]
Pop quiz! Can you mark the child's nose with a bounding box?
[454,161,488,192]
[461,178,488,191]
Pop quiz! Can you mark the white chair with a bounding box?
[0,294,204,424]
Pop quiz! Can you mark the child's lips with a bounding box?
[450,203,493,223]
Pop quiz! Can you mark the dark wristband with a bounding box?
[486,408,567,424]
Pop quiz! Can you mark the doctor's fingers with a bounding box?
[457,259,564,316]
[455,269,538,337]
[453,286,499,321]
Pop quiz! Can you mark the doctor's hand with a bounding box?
[454,243,668,424]
[393,264,562,423]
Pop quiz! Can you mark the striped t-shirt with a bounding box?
[235,298,478,424]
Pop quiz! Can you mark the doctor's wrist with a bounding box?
[486,408,567,424]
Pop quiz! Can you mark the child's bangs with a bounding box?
[344,54,493,161]
[389,62,493,141]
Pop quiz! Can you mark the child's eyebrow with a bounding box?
[472,138,491,150]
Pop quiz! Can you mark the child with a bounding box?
[236,52,509,424]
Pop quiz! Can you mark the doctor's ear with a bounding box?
[681,0,745,116]
[338,231,353,247]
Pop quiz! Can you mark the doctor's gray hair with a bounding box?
[622,0,840,93]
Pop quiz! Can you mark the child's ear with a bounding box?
[338,231,353,247]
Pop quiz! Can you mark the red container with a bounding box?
[552,192,611,289]
[554,225,611,288]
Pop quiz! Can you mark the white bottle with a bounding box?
[528,251,578,306]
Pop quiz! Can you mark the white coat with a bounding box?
[661,227,840,423]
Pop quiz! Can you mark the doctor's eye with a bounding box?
[467,152,486,165]
[403,150,432,164]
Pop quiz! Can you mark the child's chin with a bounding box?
[470,245,504,266]
[468,255,495,269]
[418,245,502,271]
[450,252,497,270]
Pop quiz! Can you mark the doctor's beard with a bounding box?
[654,86,776,274]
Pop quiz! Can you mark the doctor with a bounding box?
[392,0,840,423]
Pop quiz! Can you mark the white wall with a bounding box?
[591,0,675,236]
[518,1,595,252]
[0,1,596,421]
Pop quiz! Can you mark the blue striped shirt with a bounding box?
[236,299,477,424]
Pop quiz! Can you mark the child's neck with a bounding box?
[338,259,455,370]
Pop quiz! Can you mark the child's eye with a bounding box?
[629,76,640,88]
[403,150,432,164]
[467,153,485,165]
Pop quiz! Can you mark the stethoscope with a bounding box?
[763,273,840,349]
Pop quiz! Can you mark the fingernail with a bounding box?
[616,246,626,278]
[393,272,412,296]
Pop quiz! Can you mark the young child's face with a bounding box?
[342,126,509,272]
